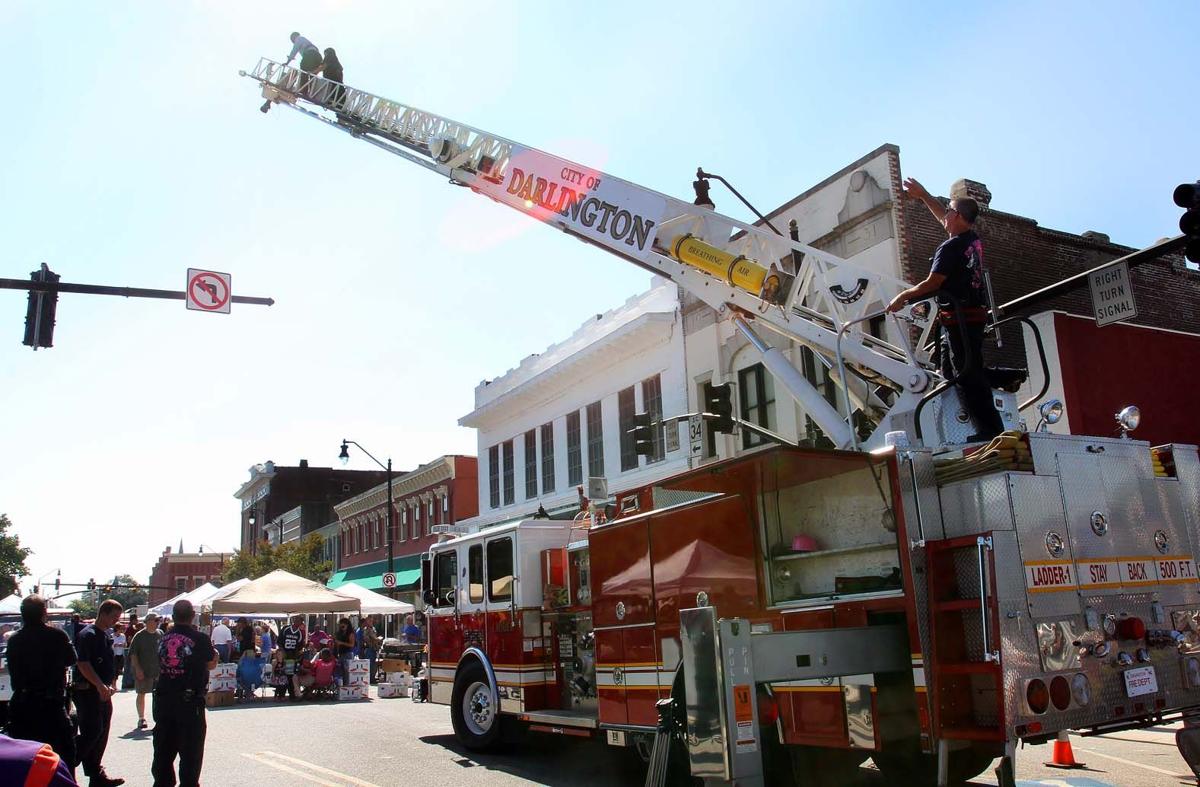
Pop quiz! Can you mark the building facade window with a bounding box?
[567,411,582,487]
[738,363,776,448]
[176,578,186,593]
[586,401,604,479]
[524,429,538,499]
[488,444,500,509]
[642,373,665,463]
[618,386,637,472]
[400,508,408,541]
[540,422,555,493]
[502,440,515,505]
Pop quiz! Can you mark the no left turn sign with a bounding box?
[186,268,232,314]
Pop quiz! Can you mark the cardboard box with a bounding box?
[338,685,369,701]
[386,672,411,686]
[210,677,237,693]
[210,663,236,679]
[379,658,410,674]
[205,690,235,708]
[0,674,11,702]
[376,683,408,698]
[347,659,370,675]
[345,673,368,687]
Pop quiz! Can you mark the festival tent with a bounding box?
[149,582,222,618]
[210,570,360,615]
[0,593,74,617]
[199,577,251,611]
[335,581,415,616]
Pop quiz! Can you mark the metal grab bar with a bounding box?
[976,536,1000,663]
[986,315,1051,412]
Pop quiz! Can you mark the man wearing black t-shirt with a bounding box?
[7,595,77,768]
[73,598,125,787]
[887,177,1004,442]
[152,599,217,787]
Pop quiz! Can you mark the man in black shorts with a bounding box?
[278,616,306,701]
[153,599,217,787]
[887,177,1004,442]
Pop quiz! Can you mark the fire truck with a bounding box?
[244,60,1200,786]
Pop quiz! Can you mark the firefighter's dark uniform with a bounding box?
[6,622,78,768]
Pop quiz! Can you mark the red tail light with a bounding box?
[1116,617,1146,641]
[1049,676,1071,711]
[1027,679,1049,714]
[757,692,779,726]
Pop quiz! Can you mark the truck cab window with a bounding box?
[487,537,514,602]
[468,544,484,603]
[434,550,458,607]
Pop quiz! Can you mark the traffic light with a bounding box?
[22,263,60,349]
[632,413,655,456]
[706,383,735,434]
[32,585,39,595]
[1175,181,1200,263]
[54,576,60,593]
[87,578,95,591]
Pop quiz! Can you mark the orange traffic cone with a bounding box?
[1045,730,1085,769]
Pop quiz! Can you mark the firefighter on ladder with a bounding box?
[887,177,1004,442]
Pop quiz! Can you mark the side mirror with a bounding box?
[422,589,437,606]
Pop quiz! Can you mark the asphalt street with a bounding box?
[93,689,1195,787]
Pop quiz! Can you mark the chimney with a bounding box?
[299,458,309,468]
[1081,230,1111,245]
[950,179,992,211]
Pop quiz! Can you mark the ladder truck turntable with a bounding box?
[244,60,1200,786]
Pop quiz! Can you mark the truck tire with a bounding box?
[450,661,502,751]
[872,741,997,786]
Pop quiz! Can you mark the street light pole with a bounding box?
[339,440,395,574]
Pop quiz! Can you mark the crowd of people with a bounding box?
[2,589,425,786]
[5,595,216,787]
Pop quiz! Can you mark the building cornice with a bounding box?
[333,456,459,520]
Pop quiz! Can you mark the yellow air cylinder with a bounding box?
[670,235,780,301]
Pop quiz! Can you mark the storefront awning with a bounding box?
[327,553,422,591]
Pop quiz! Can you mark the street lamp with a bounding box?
[339,439,394,575]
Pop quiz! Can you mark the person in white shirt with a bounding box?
[112,624,128,690]
[211,618,234,663]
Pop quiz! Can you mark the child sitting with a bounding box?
[236,650,266,701]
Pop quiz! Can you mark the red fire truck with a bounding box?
[244,60,1200,786]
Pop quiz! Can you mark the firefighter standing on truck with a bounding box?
[887,177,1004,442]
[5,595,77,771]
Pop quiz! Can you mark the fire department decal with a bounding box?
[1024,560,1076,593]
[476,145,666,261]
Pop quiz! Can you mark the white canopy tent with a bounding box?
[210,570,359,615]
[335,581,415,616]
[149,582,222,618]
[199,577,251,612]
[0,593,75,617]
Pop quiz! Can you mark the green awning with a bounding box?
[327,553,422,591]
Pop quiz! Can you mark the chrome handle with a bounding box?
[906,453,926,549]
[976,536,1000,663]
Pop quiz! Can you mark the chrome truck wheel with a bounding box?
[450,661,502,750]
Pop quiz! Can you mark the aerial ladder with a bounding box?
[242,59,1023,451]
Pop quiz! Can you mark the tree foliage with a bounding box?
[221,533,331,585]
[67,573,148,619]
[0,513,34,598]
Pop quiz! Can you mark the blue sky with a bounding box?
[1,1,1195,595]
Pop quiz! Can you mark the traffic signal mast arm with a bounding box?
[244,59,945,449]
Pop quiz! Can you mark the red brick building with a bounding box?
[233,460,390,552]
[147,547,232,605]
[328,455,478,602]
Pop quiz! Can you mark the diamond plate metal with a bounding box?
[1011,474,1082,618]
[919,387,1021,448]
[938,473,1017,541]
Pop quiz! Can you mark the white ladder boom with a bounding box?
[243,59,946,449]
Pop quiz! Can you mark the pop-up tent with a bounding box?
[150,582,223,618]
[210,570,359,615]
[335,581,415,616]
[198,577,251,612]
[0,593,75,617]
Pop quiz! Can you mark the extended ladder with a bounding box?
[243,59,946,449]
